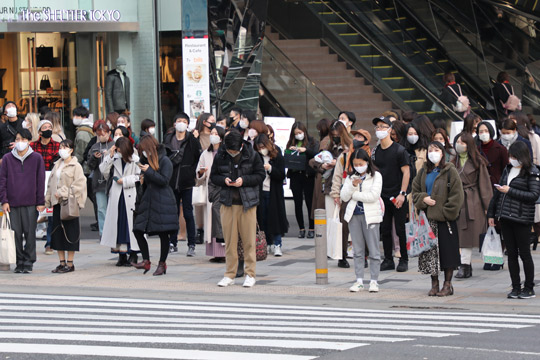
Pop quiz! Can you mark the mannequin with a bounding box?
[105,57,131,114]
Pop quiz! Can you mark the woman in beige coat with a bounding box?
[45,139,87,273]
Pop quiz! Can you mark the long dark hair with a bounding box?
[207,126,225,152]
[349,148,377,176]
[464,113,481,134]
[405,122,429,150]
[454,132,488,169]
[328,121,352,150]
[317,118,332,141]
[286,121,312,149]
[115,136,134,163]
[254,133,278,159]
[426,141,447,173]
[432,127,454,151]
[138,135,160,171]
[509,141,532,177]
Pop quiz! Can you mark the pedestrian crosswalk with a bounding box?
[0,293,538,359]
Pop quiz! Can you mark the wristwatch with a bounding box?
[399,191,407,196]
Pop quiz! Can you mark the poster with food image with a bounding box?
[182,37,211,123]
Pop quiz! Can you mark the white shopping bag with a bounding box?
[0,212,16,264]
[192,184,207,206]
[481,226,504,265]
[327,207,343,259]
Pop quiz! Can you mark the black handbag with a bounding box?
[36,45,54,67]
[39,75,51,90]
[284,150,306,171]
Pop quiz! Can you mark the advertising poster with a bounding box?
[182,37,211,127]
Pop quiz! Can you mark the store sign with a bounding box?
[182,37,211,126]
[15,8,121,22]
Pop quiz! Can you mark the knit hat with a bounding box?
[115,57,127,66]
[38,120,53,131]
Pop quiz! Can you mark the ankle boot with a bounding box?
[428,276,439,296]
[132,259,151,274]
[116,253,128,267]
[436,281,454,296]
[455,265,466,278]
[153,261,167,276]
[464,264,472,278]
[236,260,245,278]
[127,253,138,267]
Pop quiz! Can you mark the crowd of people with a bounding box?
[0,99,538,298]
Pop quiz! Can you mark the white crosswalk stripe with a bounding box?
[0,292,537,359]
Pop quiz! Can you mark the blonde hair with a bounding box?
[25,113,40,142]
[44,111,65,139]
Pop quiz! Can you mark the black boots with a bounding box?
[455,264,472,278]
[428,276,439,296]
[116,254,128,267]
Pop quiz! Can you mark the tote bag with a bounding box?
[61,187,79,221]
[406,204,437,257]
[0,212,16,264]
[192,184,207,206]
[481,227,504,265]
[327,207,343,259]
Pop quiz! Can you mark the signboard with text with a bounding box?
[182,37,210,127]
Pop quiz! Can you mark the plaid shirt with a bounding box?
[30,139,60,171]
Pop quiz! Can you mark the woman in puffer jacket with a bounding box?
[488,141,540,300]
[340,148,383,293]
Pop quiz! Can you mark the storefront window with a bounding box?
[159,31,182,132]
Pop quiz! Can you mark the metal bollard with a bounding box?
[314,209,328,285]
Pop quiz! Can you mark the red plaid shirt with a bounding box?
[30,139,60,171]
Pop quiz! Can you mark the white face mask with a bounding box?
[73,117,82,126]
[259,148,269,156]
[354,165,368,174]
[15,141,28,152]
[106,121,112,128]
[117,123,126,127]
[510,158,521,167]
[113,136,121,142]
[438,141,445,147]
[175,122,188,133]
[376,130,389,140]
[148,127,155,136]
[248,129,258,139]
[455,143,467,154]
[142,151,148,158]
[407,135,419,145]
[239,120,249,129]
[295,133,305,141]
[479,133,490,143]
[6,107,17,118]
[339,119,349,128]
[22,121,30,129]
[58,148,71,160]
[501,132,517,142]
[210,134,221,145]
[216,123,225,129]
[428,151,442,164]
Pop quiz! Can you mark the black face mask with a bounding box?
[332,137,341,145]
[353,139,365,149]
[41,130,52,139]
[206,122,215,130]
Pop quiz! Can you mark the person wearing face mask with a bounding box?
[45,139,87,274]
[164,112,202,257]
[246,120,268,146]
[452,132,493,279]
[105,57,130,114]
[44,111,66,144]
[210,129,265,288]
[140,118,156,138]
[0,129,46,273]
[193,113,216,149]
[286,122,319,239]
[72,106,94,166]
[0,101,24,160]
[337,111,356,134]
[24,113,41,142]
[228,107,242,129]
[99,137,141,267]
[117,114,138,146]
[488,141,540,299]
[235,110,256,135]
[372,116,411,272]
[215,115,227,130]
[30,120,61,254]
[196,126,226,261]
[340,148,383,293]
[431,128,456,162]
[404,123,428,176]
[412,142,464,296]
[255,134,289,257]
[499,118,533,159]
[87,121,114,237]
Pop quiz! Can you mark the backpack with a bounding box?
[501,84,522,112]
[447,84,470,113]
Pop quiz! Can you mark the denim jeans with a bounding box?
[45,217,53,248]
[95,191,108,235]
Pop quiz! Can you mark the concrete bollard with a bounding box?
[314,209,328,285]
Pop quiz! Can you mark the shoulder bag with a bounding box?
[61,186,80,221]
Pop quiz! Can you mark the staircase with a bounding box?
[265,28,393,130]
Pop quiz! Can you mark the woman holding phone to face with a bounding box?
[99,137,141,266]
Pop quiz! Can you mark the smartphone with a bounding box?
[494,184,501,188]
[229,179,237,184]
[113,176,119,182]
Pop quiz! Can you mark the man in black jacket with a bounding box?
[0,101,23,162]
[164,112,202,256]
[210,129,265,288]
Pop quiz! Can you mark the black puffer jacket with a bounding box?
[210,144,265,210]
[163,131,201,191]
[133,146,179,235]
[487,165,540,225]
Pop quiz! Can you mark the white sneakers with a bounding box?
[217,275,256,288]
[217,277,235,287]
[350,281,379,293]
[243,275,256,287]
[274,245,282,257]
[349,282,364,292]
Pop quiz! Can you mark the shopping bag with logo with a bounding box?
[481,226,504,265]
[0,212,16,264]
[327,207,343,259]
[406,206,437,257]
[284,150,306,171]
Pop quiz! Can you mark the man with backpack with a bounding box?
[372,116,411,272]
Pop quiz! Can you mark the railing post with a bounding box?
[314,209,328,285]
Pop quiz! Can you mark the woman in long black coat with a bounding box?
[254,134,289,256]
[132,136,179,276]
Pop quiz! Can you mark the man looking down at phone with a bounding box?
[210,129,265,288]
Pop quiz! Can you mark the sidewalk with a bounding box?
[1,201,540,312]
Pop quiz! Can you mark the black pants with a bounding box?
[289,173,315,230]
[87,176,98,222]
[339,200,349,260]
[380,197,408,262]
[169,188,196,247]
[134,230,170,263]
[500,219,535,290]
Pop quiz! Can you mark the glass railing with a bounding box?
[261,37,340,132]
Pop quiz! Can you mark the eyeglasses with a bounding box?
[374,126,390,131]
